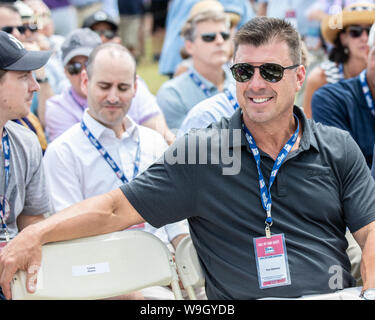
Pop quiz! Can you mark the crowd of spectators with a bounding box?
[1,0,375,300]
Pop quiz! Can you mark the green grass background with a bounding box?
[137,38,169,95]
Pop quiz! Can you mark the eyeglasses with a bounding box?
[24,24,38,33]
[66,61,87,75]
[200,31,230,42]
[94,29,117,40]
[2,24,39,35]
[230,63,299,83]
[347,25,371,38]
[1,25,26,34]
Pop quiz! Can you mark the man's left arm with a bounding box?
[353,220,375,291]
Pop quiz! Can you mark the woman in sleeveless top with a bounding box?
[303,2,374,118]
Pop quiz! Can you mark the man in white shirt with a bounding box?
[43,42,189,300]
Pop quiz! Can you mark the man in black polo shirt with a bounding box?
[1,17,375,300]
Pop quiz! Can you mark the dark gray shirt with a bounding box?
[121,106,375,299]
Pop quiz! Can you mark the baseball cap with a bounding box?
[0,31,51,71]
[61,28,102,66]
[82,10,118,31]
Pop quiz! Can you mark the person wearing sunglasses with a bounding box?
[157,9,235,130]
[0,2,50,152]
[3,17,375,302]
[45,28,175,145]
[82,10,122,44]
[312,22,375,170]
[303,2,375,119]
[0,4,26,42]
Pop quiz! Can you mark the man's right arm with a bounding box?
[0,188,143,300]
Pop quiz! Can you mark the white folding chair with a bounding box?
[174,235,205,300]
[11,230,183,300]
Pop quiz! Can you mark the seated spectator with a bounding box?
[0,30,53,300]
[158,0,254,77]
[312,22,375,168]
[156,8,235,130]
[0,2,49,152]
[45,28,174,144]
[43,42,189,300]
[82,9,121,44]
[3,18,375,301]
[303,2,375,118]
[173,0,242,78]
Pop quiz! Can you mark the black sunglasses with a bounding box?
[66,61,87,75]
[230,63,299,83]
[347,25,371,38]
[1,25,26,34]
[95,29,117,40]
[24,24,38,33]
[200,31,230,42]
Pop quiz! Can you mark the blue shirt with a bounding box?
[117,0,144,15]
[158,0,254,75]
[157,65,235,130]
[178,92,236,137]
[312,75,375,168]
[258,0,318,36]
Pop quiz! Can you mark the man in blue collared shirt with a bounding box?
[158,0,254,77]
[156,9,235,130]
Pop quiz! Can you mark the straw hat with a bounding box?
[188,0,224,18]
[188,0,241,28]
[321,2,375,44]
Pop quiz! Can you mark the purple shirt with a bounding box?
[43,0,71,9]
[45,79,162,142]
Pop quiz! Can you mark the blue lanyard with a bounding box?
[189,71,212,97]
[338,63,345,79]
[1,129,11,242]
[242,115,299,236]
[80,121,141,184]
[223,88,239,110]
[359,70,375,116]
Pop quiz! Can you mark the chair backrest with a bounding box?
[11,230,183,300]
[174,235,205,299]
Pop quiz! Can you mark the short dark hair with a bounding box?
[0,69,7,83]
[328,30,349,64]
[233,17,301,65]
[86,42,136,79]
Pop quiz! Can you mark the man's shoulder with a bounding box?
[45,122,83,153]
[5,120,40,147]
[137,124,167,145]
[157,72,192,95]
[309,117,353,149]
[315,76,361,97]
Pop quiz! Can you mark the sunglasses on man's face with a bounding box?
[230,63,299,83]
[200,31,230,42]
[95,29,117,40]
[347,25,371,38]
[66,61,87,75]
[24,24,38,33]
[1,25,26,34]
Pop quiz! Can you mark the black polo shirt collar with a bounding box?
[227,105,320,153]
